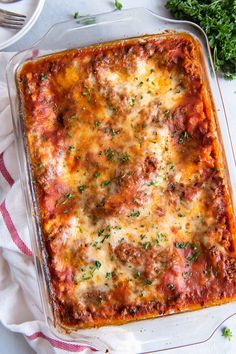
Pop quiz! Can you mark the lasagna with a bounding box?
[17,33,236,330]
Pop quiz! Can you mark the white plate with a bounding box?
[0,0,45,50]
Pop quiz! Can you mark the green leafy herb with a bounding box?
[144,278,152,285]
[129,210,140,218]
[128,97,136,106]
[129,308,137,315]
[95,121,101,127]
[222,327,233,341]
[114,0,123,10]
[95,260,102,269]
[37,163,43,169]
[74,12,80,19]
[167,283,175,290]
[120,152,130,163]
[142,242,151,250]
[187,244,200,262]
[178,131,189,144]
[134,271,141,279]
[78,185,86,193]
[165,0,236,78]
[65,193,73,199]
[39,73,48,81]
[93,171,101,178]
[156,232,166,244]
[105,147,115,160]
[98,229,104,237]
[105,272,113,279]
[175,242,189,249]
[101,180,110,188]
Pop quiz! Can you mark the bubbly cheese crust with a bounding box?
[18,33,236,330]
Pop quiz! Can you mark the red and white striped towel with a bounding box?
[0,53,141,354]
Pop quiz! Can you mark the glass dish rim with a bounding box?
[6,7,236,353]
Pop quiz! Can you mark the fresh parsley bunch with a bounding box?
[166,0,236,79]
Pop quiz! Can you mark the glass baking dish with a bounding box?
[6,7,236,353]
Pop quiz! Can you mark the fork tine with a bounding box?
[0,8,26,18]
[1,18,25,25]
[3,14,25,22]
[0,22,24,29]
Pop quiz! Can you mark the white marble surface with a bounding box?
[1,0,236,353]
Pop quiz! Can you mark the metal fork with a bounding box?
[0,8,26,29]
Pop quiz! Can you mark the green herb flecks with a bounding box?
[142,242,151,250]
[78,185,86,193]
[175,242,189,249]
[74,12,80,19]
[114,0,123,10]
[39,73,48,81]
[187,244,200,262]
[120,152,130,163]
[101,180,110,188]
[128,210,140,218]
[222,327,233,341]
[178,131,189,144]
[93,171,101,178]
[144,278,152,285]
[105,147,115,160]
[80,260,102,282]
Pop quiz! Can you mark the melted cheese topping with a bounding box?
[18,33,236,330]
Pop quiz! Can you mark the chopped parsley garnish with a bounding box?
[143,242,151,250]
[95,121,101,127]
[144,279,152,285]
[156,232,166,244]
[105,147,115,160]
[182,271,192,279]
[187,244,200,262]
[101,234,110,243]
[95,260,102,269]
[129,210,140,218]
[134,271,141,279]
[39,73,48,81]
[138,81,144,87]
[222,327,233,341]
[129,308,137,315]
[150,68,155,73]
[68,145,75,150]
[105,272,113,279]
[175,242,189,249]
[128,97,136,106]
[114,0,123,10]
[101,180,110,188]
[178,131,189,144]
[65,193,73,199]
[93,171,101,178]
[98,229,104,237]
[74,12,80,19]
[120,152,130,163]
[37,163,43,169]
[178,212,185,217]
[167,283,175,290]
[78,185,86,193]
